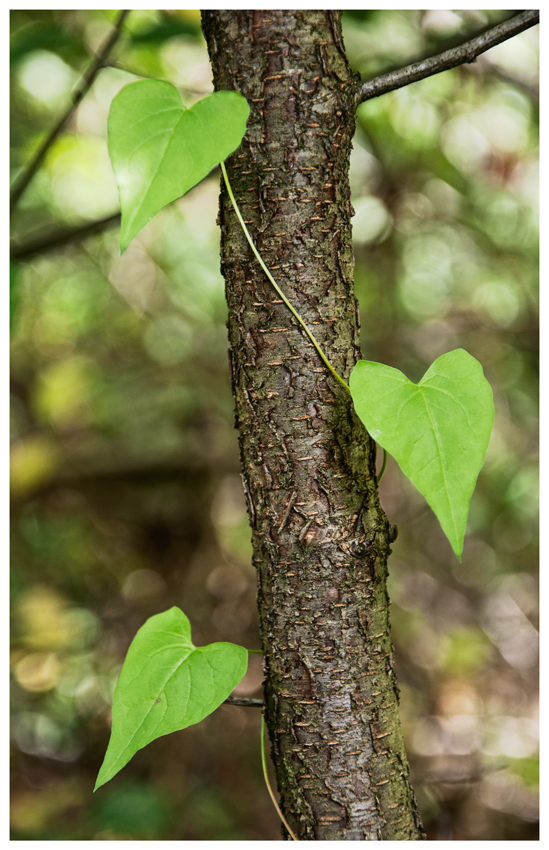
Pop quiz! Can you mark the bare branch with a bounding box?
[357,10,539,105]
[223,696,263,707]
[11,212,120,261]
[11,166,222,261]
[10,10,130,213]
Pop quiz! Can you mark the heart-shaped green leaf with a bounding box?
[350,349,494,560]
[108,80,250,251]
[95,607,248,790]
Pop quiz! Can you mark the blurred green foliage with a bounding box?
[10,9,538,840]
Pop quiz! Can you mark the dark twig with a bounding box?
[10,10,130,213]
[223,696,263,708]
[11,212,121,261]
[11,163,222,262]
[358,10,539,105]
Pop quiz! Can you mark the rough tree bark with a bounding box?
[203,10,425,840]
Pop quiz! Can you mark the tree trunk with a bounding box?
[203,10,425,840]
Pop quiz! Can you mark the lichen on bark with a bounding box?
[203,9,425,840]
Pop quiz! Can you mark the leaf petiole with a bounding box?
[376,448,388,484]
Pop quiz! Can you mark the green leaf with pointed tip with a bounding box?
[107,80,250,251]
[349,349,494,560]
[94,607,248,790]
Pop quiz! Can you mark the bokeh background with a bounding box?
[10,9,538,841]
